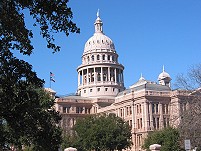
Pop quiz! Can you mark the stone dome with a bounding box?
[84,33,115,53]
[83,10,116,54]
[158,66,171,80]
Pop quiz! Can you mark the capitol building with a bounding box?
[54,12,189,151]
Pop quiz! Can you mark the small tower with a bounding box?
[158,66,171,87]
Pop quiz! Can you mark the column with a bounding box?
[78,71,80,86]
[141,103,144,130]
[101,67,103,82]
[114,68,117,83]
[159,103,163,129]
[131,100,135,130]
[83,107,85,114]
[123,106,126,119]
[144,102,149,130]
[122,70,124,83]
[117,108,120,117]
[87,68,89,85]
[81,69,84,86]
[108,67,110,82]
[119,70,121,83]
[94,67,96,84]
[149,103,153,130]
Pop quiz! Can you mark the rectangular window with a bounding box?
[162,104,165,114]
[157,117,160,129]
[166,104,169,114]
[167,118,170,126]
[163,118,166,128]
[63,107,67,113]
[140,118,142,129]
[156,104,159,113]
[130,106,132,115]
[152,104,155,114]
[137,119,140,129]
[153,117,156,129]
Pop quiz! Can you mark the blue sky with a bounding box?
[16,0,201,95]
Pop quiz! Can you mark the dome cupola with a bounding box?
[83,10,116,54]
[158,66,171,87]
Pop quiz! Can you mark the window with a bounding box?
[153,117,156,129]
[137,119,140,129]
[152,104,155,113]
[157,117,160,129]
[102,55,105,60]
[76,107,83,114]
[163,118,166,127]
[167,118,170,126]
[156,104,159,113]
[112,56,114,61]
[63,107,68,113]
[107,55,110,61]
[91,55,94,61]
[90,89,92,92]
[97,88,100,91]
[126,107,129,116]
[97,55,100,60]
[105,88,108,91]
[140,118,142,129]
[130,106,132,115]
[84,90,86,93]
[152,103,159,114]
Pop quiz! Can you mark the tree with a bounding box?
[0,50,61,150]
[0,0,80,55]
[142,127,181,151]
[175,63,201,150]
[61,132,78,151]
[1,0,80,150]
[73,113,132,151]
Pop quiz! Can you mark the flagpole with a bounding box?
[50,73,51,88]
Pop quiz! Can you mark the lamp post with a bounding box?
[131,90,135,150]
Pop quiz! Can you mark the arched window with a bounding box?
[87,56,90,62]
[102,54,105,60]
[91,55,94,61]
[97,54,100,60]
[108,55,110,61]
[112,56,114,61]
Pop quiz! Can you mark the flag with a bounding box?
[50,77,55,82]
[50,72,55,82]
[50,72,54,77]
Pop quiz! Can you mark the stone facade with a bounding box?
[54,11,191,151]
